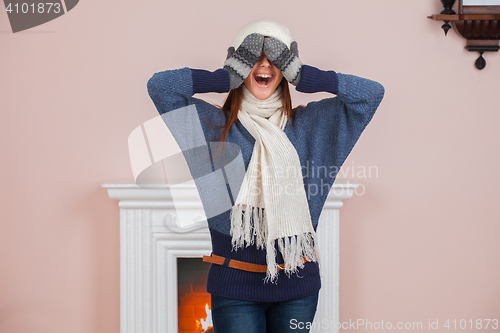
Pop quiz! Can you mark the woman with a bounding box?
[147,19,384,333]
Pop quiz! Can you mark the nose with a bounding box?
[258,53,271,67]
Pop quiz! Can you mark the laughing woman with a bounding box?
[147,19,384,333]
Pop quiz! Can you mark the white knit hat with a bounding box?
[232,19,293,50]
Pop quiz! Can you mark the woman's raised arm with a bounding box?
[146,67,230,115]
[296,65,384,114]
[292,64,385,177]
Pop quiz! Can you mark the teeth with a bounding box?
[255,74,272,78]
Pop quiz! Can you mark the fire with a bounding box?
[196,303,213,333]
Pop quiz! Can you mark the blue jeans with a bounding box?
[211,292,319,333]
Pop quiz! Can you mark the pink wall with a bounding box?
[1,0,499,332]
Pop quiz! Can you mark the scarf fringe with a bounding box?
[230,204,319,283]
[230,204,267,250]
[265,232,318,283]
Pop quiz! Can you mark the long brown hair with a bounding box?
[219,78,298,143]
[207,78,299,161]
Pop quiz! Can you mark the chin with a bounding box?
[252,90,274,100]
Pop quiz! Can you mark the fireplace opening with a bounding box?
[177,258,214,333]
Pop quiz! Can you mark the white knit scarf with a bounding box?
[229,84,319,282]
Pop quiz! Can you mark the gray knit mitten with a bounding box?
[223,33,264,90]
[263,37,303,86]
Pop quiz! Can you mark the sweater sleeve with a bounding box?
[293,65,385,179]
[146,67,231,144]
[146,68,240,221]
[296,65,339,94]
[147,67,230,115]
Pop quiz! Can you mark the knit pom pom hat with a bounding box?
[232,19,293,49]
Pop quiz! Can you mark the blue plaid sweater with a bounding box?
[147,65,384,302]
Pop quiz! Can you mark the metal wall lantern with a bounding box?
[428,0,500,69]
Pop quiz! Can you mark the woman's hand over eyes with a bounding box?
[263,37,303,86]
[223,33,265,90]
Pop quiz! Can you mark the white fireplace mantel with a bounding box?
[102,180,359,333]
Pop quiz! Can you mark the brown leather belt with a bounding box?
[203,254,309,273]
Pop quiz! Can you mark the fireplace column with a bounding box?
[102,180,358,333]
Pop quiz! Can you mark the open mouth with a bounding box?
[253,73,274,88]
